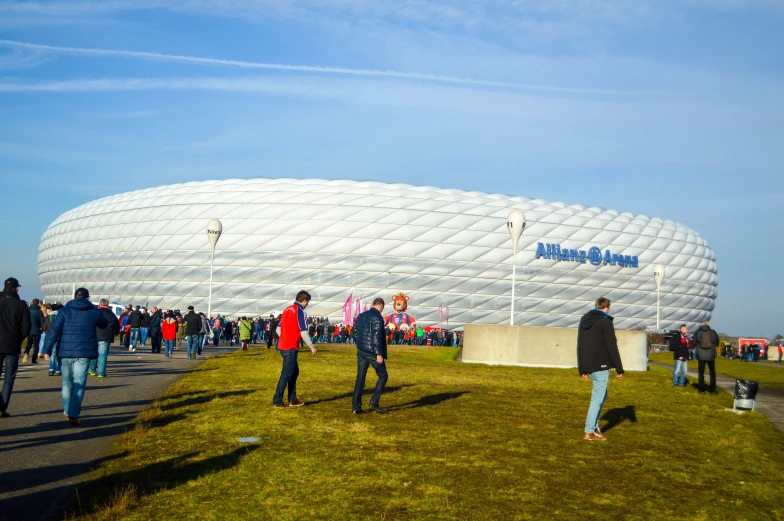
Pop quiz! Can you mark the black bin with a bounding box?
[734,380,759,410]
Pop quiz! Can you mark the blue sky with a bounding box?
[1,1,782,336]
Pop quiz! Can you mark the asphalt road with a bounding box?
[0,343,235,521]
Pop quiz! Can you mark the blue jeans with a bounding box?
[585,370,609,434]
[89,341,110,376]
[197,333,205,355]
[0,354,19,413]
[130,328,140,349]
[273,349,299,405]
[673,359,688,385]
[186,335,200,359]
[212,328,221,345]
[688,348,696,360]
[164,339,175,357]
[48,343,61,374]
[140,327,149,346]
[60,358,90,419]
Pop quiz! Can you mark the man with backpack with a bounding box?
[693,320,720,395]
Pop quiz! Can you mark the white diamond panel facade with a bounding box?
[37,179,718,330]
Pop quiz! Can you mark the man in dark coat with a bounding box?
[182,306,202,359]
[576,297,624,441]
[352,298,389,414]
[23,298,44,364]
[693,320,720,394]
[0,278,31,417]
[139,308,151,347]
[148,307,162,354]
[42,287,108,426]
[669,324,691,386]
[90,299,121,377]
[127,306,142,352]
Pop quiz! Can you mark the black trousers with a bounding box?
[698,360,716,392]
[149,328,162,353]
[23,335,40,361]
[352,352,388,411]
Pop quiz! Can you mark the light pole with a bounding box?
[507,210,526,326]
[206,219,223,319]
[653,264,665,331]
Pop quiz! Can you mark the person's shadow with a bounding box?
[600,405,636,432]
[388,391,469,411]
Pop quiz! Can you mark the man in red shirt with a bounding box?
[273,290,317,408]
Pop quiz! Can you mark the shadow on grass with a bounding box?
[600,405,637,432]
[307,385,413,406]
[160,389,258,411]
[0,446,259,521]
[388,391,470,411]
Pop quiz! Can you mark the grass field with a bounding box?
[648,352,784,395]
[67,345,784,521]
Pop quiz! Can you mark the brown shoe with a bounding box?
[272,403,289,409]
[289,400,305,407]
[593,430,606,441]
[583,433,605,441]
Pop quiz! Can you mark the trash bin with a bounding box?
[733,380,759,411]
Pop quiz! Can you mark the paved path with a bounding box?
[649,361,784,433]
[0,344,235,521]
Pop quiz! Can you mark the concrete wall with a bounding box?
[462,324,648,372]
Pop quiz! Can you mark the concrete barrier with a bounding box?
[462,324,648,372]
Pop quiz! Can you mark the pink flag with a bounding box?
[342,293,353,325]
[353,296,361,325]
[439,305,443,324]
[446,307,449,325]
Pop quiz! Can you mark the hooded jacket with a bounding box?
[0,291,31,355]
[42,298,109,359]
[576,309,624,375]
[693,325,719,361]
[128,309,142,328]
[183,310,201,336]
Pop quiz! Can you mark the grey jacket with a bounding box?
[693,325,719,361]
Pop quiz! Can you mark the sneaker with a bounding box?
[98,375,106,378]
[369,404,388,414]
[67,417,80,426]
[48,370,54,376]
[88,371,96,376]
[0,411,10,418]
[289,400,306,407]
[22,354,28,363]
[593,430,606,441]
[54,372,61,376]
[128,347,133,352]
[272,403,289,409]
[583,433,605,441]
[352,409,367,415]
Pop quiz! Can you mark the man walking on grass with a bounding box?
[577,297,624,441]
[42,288,108,426]
[669,324,690,387]
[0,277,31,418]
[693,320,720,395]
[273,290,317,408]
[352,298,389,415]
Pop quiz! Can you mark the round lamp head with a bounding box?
[653,264,665,289]
[507,210,526,250]
[206,218,223,250]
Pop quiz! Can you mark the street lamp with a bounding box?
[206,219,223,319]
[653,264,665,331]
[507,210,526,326]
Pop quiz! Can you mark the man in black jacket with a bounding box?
[352,298,389,414]
[23,298,44,364]
[139,308,150,347]
[576,297,624,441]
[669,324,690,386]
[90,299,121,377]
[693,321,720,394]
[183,306,202,360]
[148,307,162,354]
[127,306,142,352]
[0,278,31,417]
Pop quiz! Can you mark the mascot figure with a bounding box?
[384,292,416,331]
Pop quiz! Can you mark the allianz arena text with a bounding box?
[37,178,717,330]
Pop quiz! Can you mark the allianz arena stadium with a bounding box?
[37,178,717,330]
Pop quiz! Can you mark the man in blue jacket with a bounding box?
[42,287,108,426]
[352,298,389,415]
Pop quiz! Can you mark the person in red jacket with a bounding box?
[272,290,317,408]
[161,312,178,359]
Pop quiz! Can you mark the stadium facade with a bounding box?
[37,179,718,330]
